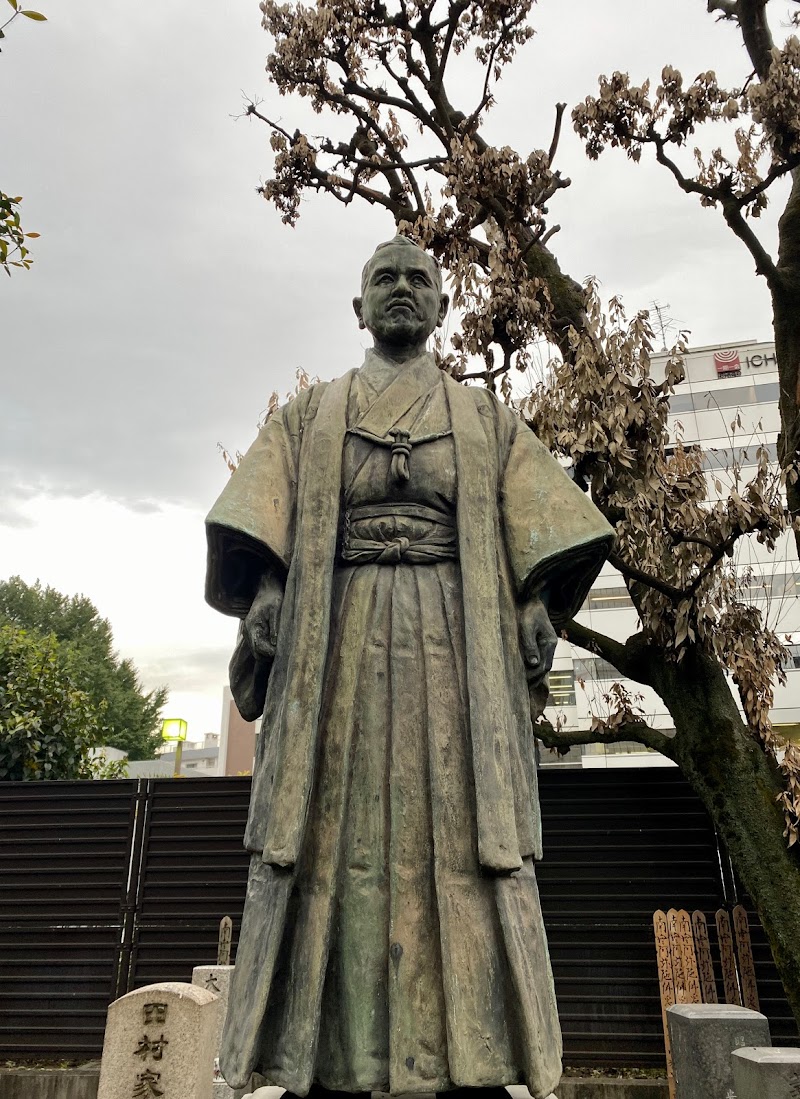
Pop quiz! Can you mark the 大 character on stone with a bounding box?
[205,236,614,1099]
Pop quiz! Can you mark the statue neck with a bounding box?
[371,337,430,364]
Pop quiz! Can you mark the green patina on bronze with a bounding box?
[204,238,614,1098]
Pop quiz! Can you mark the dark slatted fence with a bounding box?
[129,779,251,989]
[0,770,795,1064]
[0,780,142,1055]
[538,768,727,1065]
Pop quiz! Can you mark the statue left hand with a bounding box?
[518,597,557,688]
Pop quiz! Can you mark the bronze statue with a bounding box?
[205,237,614,1099]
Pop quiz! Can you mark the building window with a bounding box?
[736,573,800,603]
[782,644,800,670]
[669,381,779,415]
[574,657,623,683]
[585,587,634,611]
[547,670,576,707]
[703,440,778,471]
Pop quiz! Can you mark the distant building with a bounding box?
[118,694,258,780]
[218,686,258,775]
[540,339,800,768]
[126,733,221,778]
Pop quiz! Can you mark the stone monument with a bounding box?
[666,1003,772,1099]
[97,981,217,1099]
[192,964,236,1098]
[205,236,615,1099]
[732,1047,800,1099]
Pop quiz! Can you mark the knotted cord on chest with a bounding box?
[348,426,452,484]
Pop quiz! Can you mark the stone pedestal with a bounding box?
[666,1003,771,1099]
[97,981,217,1099]
[732,1047,800,1098]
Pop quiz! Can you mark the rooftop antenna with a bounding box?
[650,300,676,351]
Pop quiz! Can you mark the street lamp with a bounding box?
[160,718,188,778]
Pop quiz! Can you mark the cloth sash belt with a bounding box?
[341,502,458,565]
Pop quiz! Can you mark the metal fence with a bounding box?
[0,770,795,1065]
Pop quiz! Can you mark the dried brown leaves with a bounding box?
[573,39,800,216]
[531,284,799,841]
[252,0,570,371]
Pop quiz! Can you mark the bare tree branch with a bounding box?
[338,77,437,140]
[562,620,654,687]
[435,0,470,81]
[707,0,739,19]
[649,129,719,201]
[342,154,447,173]
[539,224,560,246]
[459,364,509,382]
[463,36,501,135]
[646,128,783,287]
[738,156,800,208]
[548,102,567,166]
[685,517,773,593]
[667,530,718,552]
[736,0,774,81]
[720,191,783,287]
[608,551,686,602]
[536,716,677,758]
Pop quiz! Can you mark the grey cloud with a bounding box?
[2,0,384,511]
[1,0,779,521]
[138,646,233,694]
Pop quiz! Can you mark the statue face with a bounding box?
[354,244,448,349]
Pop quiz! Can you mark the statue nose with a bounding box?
[392,274,414,295]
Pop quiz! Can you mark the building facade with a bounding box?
[540,339,800,768]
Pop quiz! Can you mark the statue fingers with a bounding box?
[523,649,545,685]
[245,617,277,660]
[538,632,557,673]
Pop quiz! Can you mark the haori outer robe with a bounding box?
[205,350,614,1099]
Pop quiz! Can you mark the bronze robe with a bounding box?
[206,351,614,1098]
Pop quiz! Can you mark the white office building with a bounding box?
[540,339,800,768]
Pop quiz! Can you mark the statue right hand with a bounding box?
[244,571,285,659]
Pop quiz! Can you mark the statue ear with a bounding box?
[437,294,450,327]
[353,297,366,330]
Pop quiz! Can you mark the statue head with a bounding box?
[353,236,449,358]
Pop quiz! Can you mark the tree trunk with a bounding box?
[647,644,800,1028]
[775,169,800,560]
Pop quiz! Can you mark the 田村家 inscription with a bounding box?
[98,983,217,1099]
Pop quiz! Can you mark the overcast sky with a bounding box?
[1,0,791,745]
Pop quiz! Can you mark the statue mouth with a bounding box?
[387,301,416,316]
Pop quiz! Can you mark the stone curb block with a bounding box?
[0,1069,668,1099]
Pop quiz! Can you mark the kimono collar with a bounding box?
[356,348,442,439]
[361,346,441,384]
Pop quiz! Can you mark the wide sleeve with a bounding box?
[501,422,615,627]
[205,398,302,618]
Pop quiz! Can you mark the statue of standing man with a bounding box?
[205,237,614,1099]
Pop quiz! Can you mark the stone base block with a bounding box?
[667,1003,771,1099]
[240,1082,668,1099]
[732,1046,800,1098]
